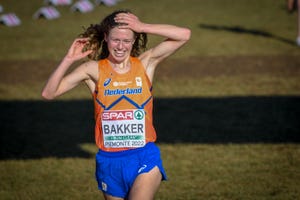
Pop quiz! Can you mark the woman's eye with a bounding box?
[111,39,132,44]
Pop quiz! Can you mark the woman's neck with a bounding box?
[108,57,131,74]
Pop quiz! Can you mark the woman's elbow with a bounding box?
[41,90,55,100]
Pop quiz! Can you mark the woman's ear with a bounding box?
[104,33,108,42]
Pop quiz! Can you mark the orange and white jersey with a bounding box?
[93,57,157,152]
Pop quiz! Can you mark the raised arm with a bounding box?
[114,13,191,79]
[141,23,191,61]
[41,38,95,100]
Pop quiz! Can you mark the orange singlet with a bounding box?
[93,57,157,152]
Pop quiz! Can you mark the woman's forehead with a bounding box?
[109,27,135,38]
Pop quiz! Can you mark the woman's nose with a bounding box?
[117,41,124,49]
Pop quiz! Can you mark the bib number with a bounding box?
[101,109,146,148]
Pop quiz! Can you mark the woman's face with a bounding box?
[106,27,135,63]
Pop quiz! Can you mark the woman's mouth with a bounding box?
[114,50,126,57]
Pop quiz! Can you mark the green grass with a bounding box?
[0,0,300,60]
[154,75,300,97]
[1,0,300,200]
[1,95,299,199]
[1,70,299,100]
[1,144,300,200]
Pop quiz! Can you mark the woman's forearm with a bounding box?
[114,13,191,42]
[141,23,191,41]
[41,57,74,100]
[42,38,93,100]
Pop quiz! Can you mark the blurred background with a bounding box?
[0,0,300,199]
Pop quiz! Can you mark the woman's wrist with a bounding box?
[139,23,150,33]
[62,55,76,66]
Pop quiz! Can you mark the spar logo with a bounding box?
[134,110,144,120]
[102,110,144,121]
[102,110,133,121]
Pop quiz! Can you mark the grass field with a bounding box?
[0,0,300,60]
[1,0,300,199]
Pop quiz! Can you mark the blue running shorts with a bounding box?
[95,142,167,198]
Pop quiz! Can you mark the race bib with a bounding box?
[101,109,146,148]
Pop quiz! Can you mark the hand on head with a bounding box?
[114,13,144,33]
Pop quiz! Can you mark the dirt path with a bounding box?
[158,55,300,78]
[0,55,300,84]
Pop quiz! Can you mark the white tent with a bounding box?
[95,0,118,6]
[33,6,60,20]
[44,0,72,6]
[0,13,21,27]
[71,0,94,13]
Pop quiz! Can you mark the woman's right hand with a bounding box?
[65,38,93,61]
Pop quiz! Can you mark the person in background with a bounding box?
[42,10,191,200]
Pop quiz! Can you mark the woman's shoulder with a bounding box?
[79,60,99,71]
[138,49,154,67]
[76,60,99,80]
[84,59,99,66]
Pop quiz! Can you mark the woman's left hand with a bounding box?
[114,13,145,33]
